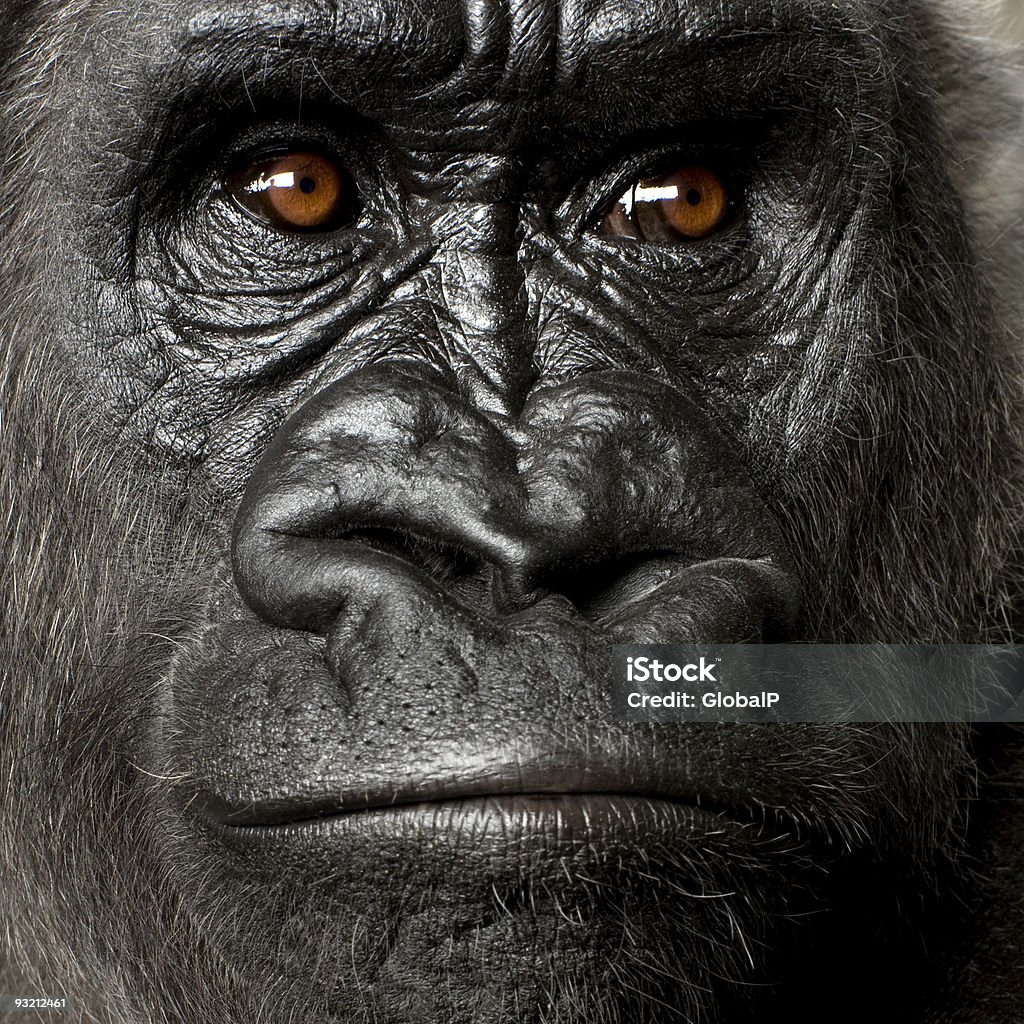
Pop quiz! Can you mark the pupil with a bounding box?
[299,177,317,194]
[686,189,702,206]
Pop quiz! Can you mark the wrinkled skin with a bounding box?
[2,1,1023,1022]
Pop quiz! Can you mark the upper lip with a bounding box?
[198,757,717,828]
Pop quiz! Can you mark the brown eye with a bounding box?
[602,165,731,243]
[226,150,355,232]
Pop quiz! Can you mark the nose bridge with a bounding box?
[427,192,535,418]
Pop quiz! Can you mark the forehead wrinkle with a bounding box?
[396,1,553,121]
[176,0,465,95]
[543,0,893,137]
[554,0,886,81]
[185,0,337,41]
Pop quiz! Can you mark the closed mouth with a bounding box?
[203,793,735,854]
[192,757,734,828]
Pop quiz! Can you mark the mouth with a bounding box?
[194,759,735,841]
[213,796,735,857]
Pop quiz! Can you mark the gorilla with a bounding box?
[2,0,1023,1021]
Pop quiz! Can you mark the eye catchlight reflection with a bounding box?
[603,166,732,243]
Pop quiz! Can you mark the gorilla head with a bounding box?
[2,1,1023,1022]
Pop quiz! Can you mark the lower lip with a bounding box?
[215,794,730,848]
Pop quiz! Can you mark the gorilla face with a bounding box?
[2,1,1021,1022]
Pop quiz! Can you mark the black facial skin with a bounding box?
[2,1,1023,1022]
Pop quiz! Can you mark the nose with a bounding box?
[232,362,797,638]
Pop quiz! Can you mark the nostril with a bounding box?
[325,525,485,589]
[527,550,686,619]
[517,551,799,643]
[234,515,496,633]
